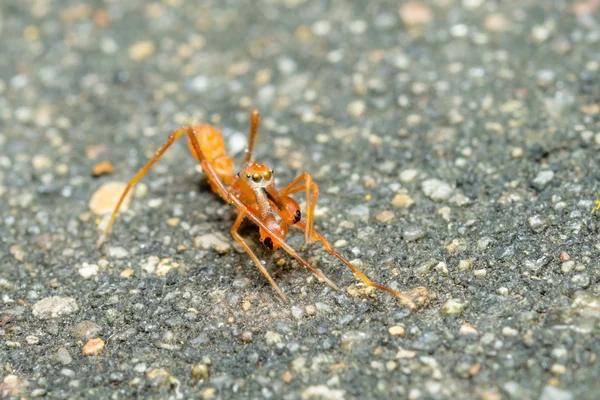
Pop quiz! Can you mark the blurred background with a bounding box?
[1,0,599,399]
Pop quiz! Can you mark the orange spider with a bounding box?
[98,109,427,309]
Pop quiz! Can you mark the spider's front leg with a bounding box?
[290,221,426,311]
[278,172,319,244]
[97,127,191,248]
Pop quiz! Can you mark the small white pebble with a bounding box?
[32,155,52,170]
[147,198,163,208]
[399,169,418,182]
[550,364,567,375]
[26,335,40,345]
[347,100,366,117]
[108,246,129,259]
[78,263,99,279]
[265,331,282,346]
[502,327,518,336]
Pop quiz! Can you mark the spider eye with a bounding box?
[245,174,251,179]
[252,173,262,182]
[263,170,272,181]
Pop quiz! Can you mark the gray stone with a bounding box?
[421,179,453,202]
[32,297,79,319]
[539,386,573,400]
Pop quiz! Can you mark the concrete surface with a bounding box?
[1,0,600,399]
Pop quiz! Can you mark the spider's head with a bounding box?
[239,162,274,189]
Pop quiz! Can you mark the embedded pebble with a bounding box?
[511,147,524,158]
[265,331,283,346]
[399,2,432,27]
[73,321,102,339]
[396,348,417,359]
[31,388,47,397]
[421,179,453,202]
[458,323,479,336]
[56,348,73,365]
[551,364,567,375]
[502,327,519,336]
[1,375,28,396]
[388,326,405,336]
[485,13,510,32]
[82,338,105,356]
[301,385,345,400]
[155,258,179,276]
[348,204,370,222]
[333,239,347,248]
[437,207,451,221]
[477,237,492,250]
[561,261,575,274]
[346,100,366,117]
[202,388,216,399]
[194,233,231,254]
[241,331,253,343]
[146,368,171,386]
[120,268,134,278]
[456,260,473,272]
[375,210,395,223]
[291,357,306,373]
[32,297,79,319]
[539,385,573,400]
[531,25,551,43]
[10,245,26,262]
[92,161,115,177]
[191,363,209,379]
[403,226,425,242]
[392,193,414,208]
[89,182,131,215]
[528,215,547,233]
[442,299,466,316]
[341,331,371,350]
[167,217,180,227]
[282,371,293,384]
[533,170,554,188]
[315,302,333,314]
[291,306,304,320]
[473,269,487,278]
[108,246,129,259]
[129,40,155,60]
[78,263,99,279]
[26,335,39,344]
[446,239,467,254]
[399,170,418,183]
[141,256,160,274]
[435,261,449,274]
[32,155,52,170]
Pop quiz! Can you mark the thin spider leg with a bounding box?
[244,108,260,163]
[186,131,339,291]
[278,172,310,195]
[278,172,318,244]
[290,220,418,310]
[231,213,288,302]
[279,183,304,194]
[97,127,189,248]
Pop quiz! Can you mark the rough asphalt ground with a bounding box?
[1,0,600,399]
